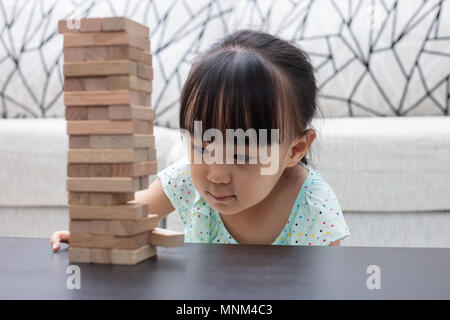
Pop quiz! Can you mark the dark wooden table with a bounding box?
[0,237,449,299]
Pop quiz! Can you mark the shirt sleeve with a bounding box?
[305,178,351,246]
[156,158,195,223]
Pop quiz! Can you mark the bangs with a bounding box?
[179,49,292,145]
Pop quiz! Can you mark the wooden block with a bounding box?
[107,76,152,92]
[69,202,148,220]
[70,214,159,236]
[58,18,103,34]
[69,219,91,234]
[90,214,158,235]
[65,106,87,120]
[63,32,149,51]
[67,164,91,177]
[88,134,154,149]
[64,77,108,91]
[64,47,85,62]
[68,191,133,205]
[90,248,112,264]
[64,90,150,106]
[88,164,112,176]
[148,148,157,161]
[140,175,149,189]
[70,231,151,249]
[64,61,152,80]
[69,245,157,265]
[68,164,109,177]
[68,149,149,163]
[136,63,153,80]
[69,135,90,148]
[64,60,133,78]
[111,161,158,177]
[109,105,155,120]
[64,47,108,62]
[134,135,155,148]
[64,76,151,93]
[68,192,90,205]
[67,162,157,178]
[107,46,152,66]
[63,46,151,65]
[66,119,153,135]
[87,106,109,120]
[89,192,134,205]
[67,177,140,192]
[80,18,103,32]
[69,247,90,263]
[111,244,157,265]
[102,17,149,37]
[134,119,153,134]
[149,228,184,247]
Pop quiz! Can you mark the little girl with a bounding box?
[51,29,350,250]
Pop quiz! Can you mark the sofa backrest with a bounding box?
[0,0,448,125]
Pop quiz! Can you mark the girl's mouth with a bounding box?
[207,191,236,202]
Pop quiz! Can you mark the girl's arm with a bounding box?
[328,240,340,246]
[50,178,175,252]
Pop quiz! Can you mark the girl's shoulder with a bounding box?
[156,157,197,213]
[290,163,351,245]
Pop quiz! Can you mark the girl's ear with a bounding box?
[285,129,317,167]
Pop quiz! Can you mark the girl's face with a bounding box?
[188,139,292,215]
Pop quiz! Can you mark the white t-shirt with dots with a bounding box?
[157,158,351,246]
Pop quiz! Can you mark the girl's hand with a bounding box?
[50,230,70,252]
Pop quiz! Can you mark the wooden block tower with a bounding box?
[58,17,184,265]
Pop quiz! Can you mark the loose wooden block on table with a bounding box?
[69,244,157,265]
[68,192,134,206]
[64,90,150,106]
[149,228,184,247]
[67,161,157,178]
[66,119,153,135]
[67,176,141,193]
[69,202,148,221]
[70,214,159,236]
[64,46,152,66]
[70,231,151,249]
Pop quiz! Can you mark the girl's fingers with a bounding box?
[50,231,69,252]
[59,231,70,244]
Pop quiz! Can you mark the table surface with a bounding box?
[0,237,449,299]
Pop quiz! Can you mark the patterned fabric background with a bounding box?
[0,0,449,126]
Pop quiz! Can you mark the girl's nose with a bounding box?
[206,164,231,185]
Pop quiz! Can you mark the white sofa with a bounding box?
[1,117,449,247]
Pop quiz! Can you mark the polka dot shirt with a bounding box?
[157,158,350,246]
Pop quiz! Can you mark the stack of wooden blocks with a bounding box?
[58,17,183,265]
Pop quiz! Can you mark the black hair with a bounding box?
[179,29,321,165]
